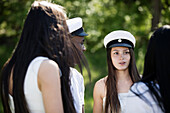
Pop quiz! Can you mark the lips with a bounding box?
[119,62,126,65]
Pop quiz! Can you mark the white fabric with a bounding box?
[9,56,48,113]
[126,82,163,113]
[9,56,84,113]
[70,67,84,113]
[103,93,129,113]
[24,56,48,113]
[102,82,163,113]
[9,95,14,113]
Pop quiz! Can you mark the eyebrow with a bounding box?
[112,49,129,51]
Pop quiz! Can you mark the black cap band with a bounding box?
[107,39,134,49]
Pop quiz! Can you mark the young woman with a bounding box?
[0,1,86,113]
[127,25,170,113]
[93,30,140,113]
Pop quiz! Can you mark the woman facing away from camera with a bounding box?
[126,25,170,113]
[93,30,141,113]
[0,1,87,113]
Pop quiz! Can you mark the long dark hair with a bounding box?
[138,25,170,112]
[0,1,84,113]
[105,48,140,113]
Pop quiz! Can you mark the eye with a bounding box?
[81,42,84,45]
[113,52,119,55]
[80,40,85,45]
[124,51,130,54]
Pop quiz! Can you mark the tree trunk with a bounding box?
[151,0,161,31]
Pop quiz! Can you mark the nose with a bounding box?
[120,53,124,60]
[82,45,86,51]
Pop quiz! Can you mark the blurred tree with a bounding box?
[0,0,34,68]
[151,0,161,31]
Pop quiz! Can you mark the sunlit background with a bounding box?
[0,0,170,112]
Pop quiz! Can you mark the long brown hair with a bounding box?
[105,48,140,113]
[0,1,85,113]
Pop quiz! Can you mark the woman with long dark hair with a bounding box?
[93,30,140,113]
[127,25,170,113]
[0,1,86,113]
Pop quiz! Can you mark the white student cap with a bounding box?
[66,17,88,36]
[104,30,136,49]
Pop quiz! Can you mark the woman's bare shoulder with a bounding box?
[95,76,107,86]
[38,59,60,91]
[94,76,107,98]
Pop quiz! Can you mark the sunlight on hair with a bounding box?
[32,1,67,17]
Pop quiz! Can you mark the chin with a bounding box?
[116,67,128,71]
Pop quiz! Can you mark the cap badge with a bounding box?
[118,39,122,42]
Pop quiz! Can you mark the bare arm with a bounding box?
[38,60,64,113]
[93,80,104,113]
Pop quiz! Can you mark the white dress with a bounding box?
[9,56,84,113]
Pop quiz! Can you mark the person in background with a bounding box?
[93,30,140,113]
[66,17,88,52]
[0,1,86,113]
[66,17,90,113]
[126,25,170,113]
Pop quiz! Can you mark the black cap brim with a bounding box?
[108,43,132,48]
[71,27,88,37]
[77,31,88,36]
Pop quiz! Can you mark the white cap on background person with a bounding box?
[66,17,88,37]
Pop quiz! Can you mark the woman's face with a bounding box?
[111,47,130,71]
[71,36,86,52]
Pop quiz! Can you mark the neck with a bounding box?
[116,69,133,93]
[116,69,131,81]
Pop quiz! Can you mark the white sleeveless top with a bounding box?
[103,93,129,113]
[9,56,84,113]
[10,57,48,113]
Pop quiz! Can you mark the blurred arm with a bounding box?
[93,80,104,113]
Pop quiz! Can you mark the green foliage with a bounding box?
[160,0,170,26]
[0,0,170,112]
